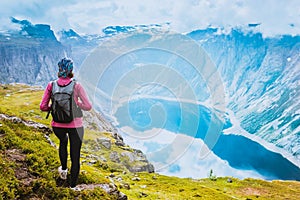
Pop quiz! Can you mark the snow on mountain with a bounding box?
[102,23,170,36]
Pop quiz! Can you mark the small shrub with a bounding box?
[208,169,217,181]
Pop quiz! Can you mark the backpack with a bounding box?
[49,80,83,123]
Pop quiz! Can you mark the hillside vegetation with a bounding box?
[1,83,300,200]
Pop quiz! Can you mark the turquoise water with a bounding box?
[115,98,300,180]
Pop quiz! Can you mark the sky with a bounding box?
[1,0,300,36]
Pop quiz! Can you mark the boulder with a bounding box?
[97,137,112,149]
[128,163,155,173]
[110,151,120,163]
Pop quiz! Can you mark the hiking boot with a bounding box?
[58,166,68,180]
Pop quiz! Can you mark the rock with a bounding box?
[89,160,97,165]
[0,114,55,147]
[132,177,141,181]
[109,173,115,178]
[75,183,127,200]
[120,183,130,190]
[91,144,101,151]
[128,163,155,173]
[83,110,118,133]
[11,116,22,123]
[121,150,148,163]
[115,139,125,146]
[116,177,123,182]
[227,178,233,183]
[113,132,125,146]
[193,194,201,197]
[119,148,155,173]
[85,154,102,164]
[97,137,111,149]
[133,149,147,162]
[88,154,99,159]
[139,192,148,198]
[99,155,107,162]
[110,151,120,163]
[112,132,123,140]
[0,114,52,134]
[121,152,136,162]
[44,134,56,148]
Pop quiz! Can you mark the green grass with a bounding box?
[1,83,300,200]
[0,119,114,199]
[0,84,49,124]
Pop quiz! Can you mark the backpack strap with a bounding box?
[72,79,77,91]
[52,79,75,94]
[46,81,54,119]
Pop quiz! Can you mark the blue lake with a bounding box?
[114,98,300,180]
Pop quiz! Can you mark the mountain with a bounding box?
[57,23,171,69]
[187,28,300,162]
[57,29,102,72]
[102,23,170,36]
[0,19,169,87]
[0,18,70,86]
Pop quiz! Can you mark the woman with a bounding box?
[40,58,92,190]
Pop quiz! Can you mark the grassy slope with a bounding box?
[1,83,300,200]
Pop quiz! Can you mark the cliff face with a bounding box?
[82,109,155,174]
[0,40,67,86]
[188,29,300,161]
[0,18,69,86]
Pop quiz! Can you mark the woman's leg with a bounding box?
[53,127,68,170]
[68,127,84,187]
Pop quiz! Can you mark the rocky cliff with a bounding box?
[82,109,155,174]
[0,18,70,86]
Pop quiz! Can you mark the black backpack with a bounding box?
[48,80,83,123]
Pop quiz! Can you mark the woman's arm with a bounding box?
[40,82,52,111]
[74,83,92,111]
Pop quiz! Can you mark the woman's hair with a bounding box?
[57,58,74,78]
[57,71,74,78]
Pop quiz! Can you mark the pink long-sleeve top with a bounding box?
[40,77,92,128]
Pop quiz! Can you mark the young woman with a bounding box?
[40,58,92,190]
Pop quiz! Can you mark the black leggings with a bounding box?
[53,127,84,187]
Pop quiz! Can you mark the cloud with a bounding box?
[0,0,73,30]
[1,0,300,36]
